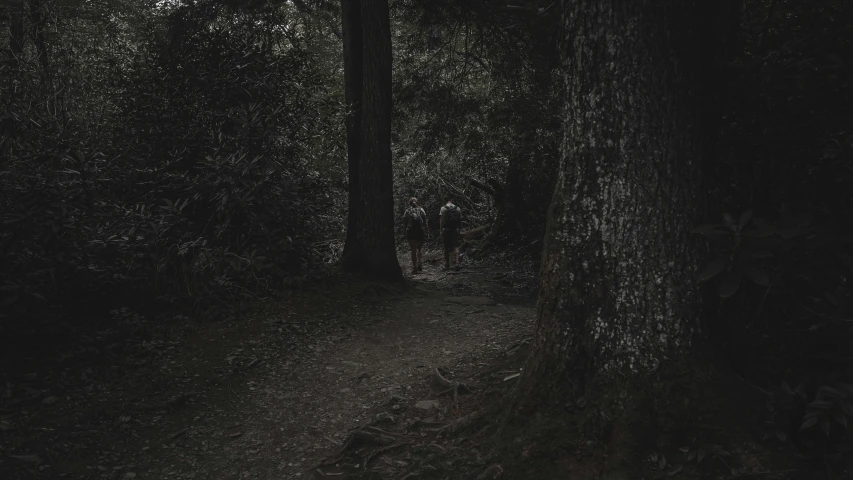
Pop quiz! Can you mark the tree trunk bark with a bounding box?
[355,0,401,279]
[519,0,706,406]
[339,0,402,280]
[339,0,365,266]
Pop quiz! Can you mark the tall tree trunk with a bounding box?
[355,0,401,279]
[340,0,365,265]
[339,0,402,280]
[518,0,706,407]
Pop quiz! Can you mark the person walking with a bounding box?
[402,197,429,274]
[439,194,462,270]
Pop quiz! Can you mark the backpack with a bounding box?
[406,207,425,236]
[444,204,461,230]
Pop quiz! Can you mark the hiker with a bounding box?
[402,197,429,274]
[439,194,462,270]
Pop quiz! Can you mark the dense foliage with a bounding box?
[391,0,560,249]
[1,0,344,328]
[697,0,853,467]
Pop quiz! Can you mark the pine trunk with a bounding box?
[519,0,706,405]
[339,0,402,280]
[355,0,401,280]
[340,0,365,266]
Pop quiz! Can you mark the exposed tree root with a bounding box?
[503,336,531,356]
[437,399,505,436]
[318,426,402,468]
[310,333,530,479]
[475,464,504,479]
[433,367,471,401]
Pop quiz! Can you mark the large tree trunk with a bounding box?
[339,0,365,265]
[355,0,401,279]
[339,0,402,280]
[518,0,706,407]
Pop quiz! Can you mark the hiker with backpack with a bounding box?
[403,197,429,275]
[439,194,462,270]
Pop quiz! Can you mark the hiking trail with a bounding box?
[0,252,538,480]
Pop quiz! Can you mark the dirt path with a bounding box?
[0,256,537,480]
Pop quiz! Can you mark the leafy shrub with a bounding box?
[0,0,342,330]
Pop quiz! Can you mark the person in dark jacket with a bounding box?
[439,194,462,270]
[402,197,429,274]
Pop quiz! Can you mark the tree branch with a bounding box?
[467,176,496,196]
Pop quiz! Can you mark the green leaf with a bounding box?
[698,258,727,283]
[723,213,737,231]
[800,415,819,430]
[719,270,742,298]
[738,209,753,231]
[744,268,770,286]
[817,385,843,399]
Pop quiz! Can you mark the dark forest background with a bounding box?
[1,0,852,476]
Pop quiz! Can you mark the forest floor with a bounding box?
[0,248,541,480]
